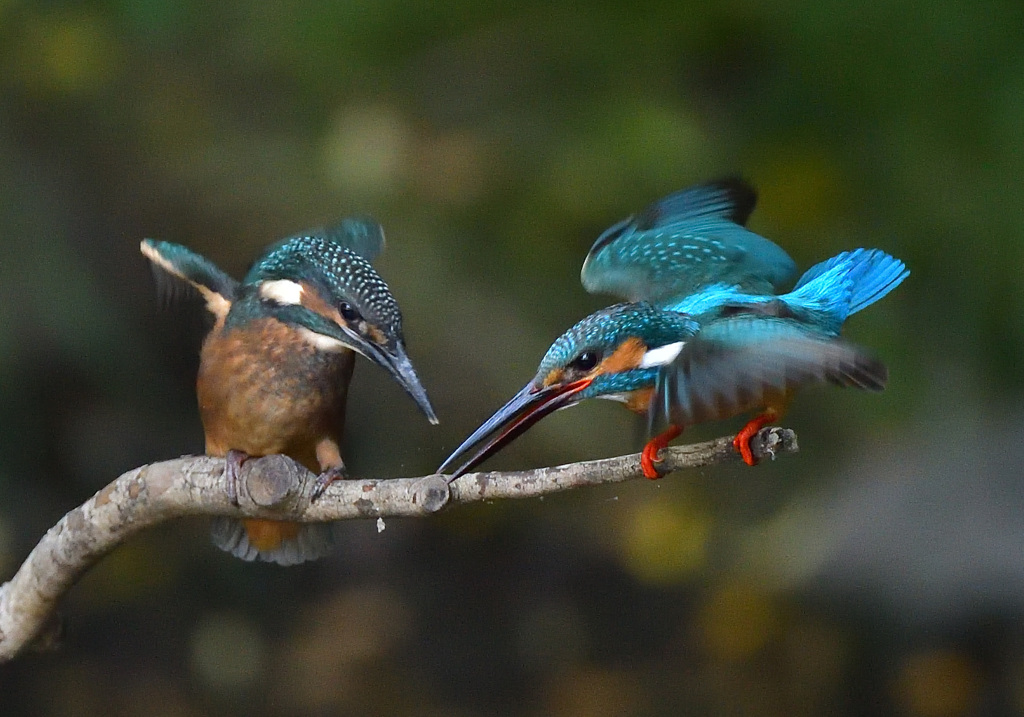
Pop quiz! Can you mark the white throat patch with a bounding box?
[639,341,684,368]
[259,279,304,306]
[297,328,350,353]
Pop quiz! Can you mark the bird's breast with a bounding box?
[197,317,355,461]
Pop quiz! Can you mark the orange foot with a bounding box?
[732,409,779,466]
[640,424,682,479]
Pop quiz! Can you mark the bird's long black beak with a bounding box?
[374,341,438,425]
[285,305,438,424]
[437,377,592,480]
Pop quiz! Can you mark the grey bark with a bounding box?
[0,427,796,661]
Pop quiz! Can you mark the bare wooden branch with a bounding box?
[0,427,796,662]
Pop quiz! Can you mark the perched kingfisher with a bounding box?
[142,218,437,565]
[439,179,908,480]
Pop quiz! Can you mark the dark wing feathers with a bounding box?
[653,316,887,428]
[140,239,237,318]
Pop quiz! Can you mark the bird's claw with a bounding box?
[311,466,346,502]
[640,424,683,480]
[732,411,779,466]
[224,449,249,506]
[732,433,759,466]
[640,443,667,479]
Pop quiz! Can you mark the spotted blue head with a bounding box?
[143,217,437,424]
[438,303,697,477]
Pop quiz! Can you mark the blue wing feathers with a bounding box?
[582,180,796,304]
[632,178,757,232]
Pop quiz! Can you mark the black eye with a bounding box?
[569,351,599,371]
[339,302,361,322]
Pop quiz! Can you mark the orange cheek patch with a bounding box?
[366,324,386,346]
[299,283,345,326]
[597,337,648,375]
[543,368,565,387]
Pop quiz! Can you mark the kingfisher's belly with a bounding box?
[197,320,354,458]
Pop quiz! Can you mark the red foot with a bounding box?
[732,410,779,466]
[641,425,682,479]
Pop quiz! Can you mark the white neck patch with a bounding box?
[297,328,351,353]
[639,341,684,368]
[259,279,304,306]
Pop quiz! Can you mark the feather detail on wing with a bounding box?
[581,179,796,306]
[651,316,887,428]
[140,239,237,320]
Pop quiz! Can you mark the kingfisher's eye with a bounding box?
[568,351,599,372]
[339,302,361,322]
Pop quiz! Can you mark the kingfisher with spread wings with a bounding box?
[438,179,908,480]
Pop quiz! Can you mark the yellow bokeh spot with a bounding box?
[190,611,267,692]
[618,499,710,585]
[12,13,116,95]
[895,650,981,717]
[750,150,845,233]
[545,666,641,717]
[75,538,177,606]
[322,103,410,198]
[697,582,779,662]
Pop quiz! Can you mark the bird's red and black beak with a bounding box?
[437,377,592,480]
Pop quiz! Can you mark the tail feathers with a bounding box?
[210,517,335,566]
[842,249,909,315]
[789,248,908,324]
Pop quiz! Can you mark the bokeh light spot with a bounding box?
[697,582,779,662]
[618,499,710,584]
[189,611,267,693]
[544,666,642,717]
[895,650,982,717]
[322,103,410,199]
[13,13,117,95]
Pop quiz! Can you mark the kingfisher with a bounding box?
[439,179,908,480]
[142,217,437,565]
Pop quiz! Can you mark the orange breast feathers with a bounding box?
[623,386,656,414]
[196,316,355,471]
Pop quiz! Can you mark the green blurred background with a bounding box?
[2,0,1023,715]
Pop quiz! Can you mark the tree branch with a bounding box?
[0,427,796,662]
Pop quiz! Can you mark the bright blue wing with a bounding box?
[581,179,797,307]
[651,315,886,428]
